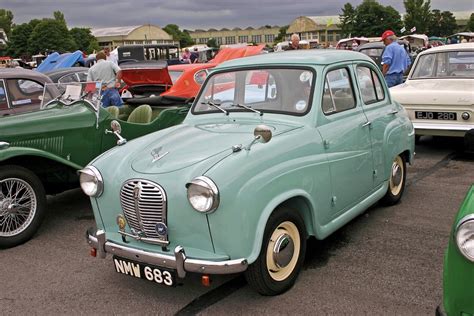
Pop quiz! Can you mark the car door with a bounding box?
[355,63,393,186]
[316,66,374,216]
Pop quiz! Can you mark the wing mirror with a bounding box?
[246,125,272,150]
[105,120,127,146]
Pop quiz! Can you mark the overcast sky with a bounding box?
[2,0,473,30]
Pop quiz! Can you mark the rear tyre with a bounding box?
[381,154,406,206]
[245,207,306,296]
[0,166,46,248]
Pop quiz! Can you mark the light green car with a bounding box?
[83,50,415,295]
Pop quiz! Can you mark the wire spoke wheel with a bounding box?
[0,178,37,237]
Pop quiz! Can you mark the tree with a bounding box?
[274,25,289,43]
[352,0,403,37]
[0,9,14,38]
[28,19,76,54]
[163,24,194,48]
[428,10,456,36]
[339,3,356,38]
[6,23,33,57]
[468,13,474,32]
[53,11,66,25]
[403,0,431,34]
[207,38,218,48]
[70,27,99,53]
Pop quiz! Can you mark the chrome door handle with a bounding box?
[362,121,372,127]
[388,109,399,115]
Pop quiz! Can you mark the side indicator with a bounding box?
[201,275,211,287]
[90,248,97,257]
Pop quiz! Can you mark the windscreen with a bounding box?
[41,81,102,110]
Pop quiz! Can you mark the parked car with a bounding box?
[0,81,189,248]
[437,185,474,316]
[390,43,474,149]
[355,41,413,71]
[83,50,415,295]
[0,68,53,117]
[44,67,89,84]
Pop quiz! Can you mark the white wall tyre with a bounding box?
[382,154,406,206]
[245,207,307,296]
[0,166,46,248]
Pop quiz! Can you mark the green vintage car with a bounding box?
[83,50,415,295]
[0,82,189,248]
[437,185,474,316]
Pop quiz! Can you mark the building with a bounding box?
[287,16,341,46]
[190,26,280,47]
[91,24,176,49]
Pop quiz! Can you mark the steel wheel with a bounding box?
[0,178,37,237]
[382,154,406,205]
[0,166,46,248]
[265,221,301,282]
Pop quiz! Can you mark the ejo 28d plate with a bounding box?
[415,111,457,120]
[113,256,176,287]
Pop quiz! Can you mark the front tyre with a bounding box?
[245,207,306,296]
[382,154,406,205]
[0,166,46,248]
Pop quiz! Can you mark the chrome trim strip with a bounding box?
[413,122,473,131]
[87,228,248,276]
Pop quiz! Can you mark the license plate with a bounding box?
[113,256,176,287]
[415,111,457,120]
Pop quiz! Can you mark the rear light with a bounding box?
[201,275,211,287]
[90,248,97,257]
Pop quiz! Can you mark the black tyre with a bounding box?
[245,207,307,296]
[381,154,406,205]
[0,166,46,248]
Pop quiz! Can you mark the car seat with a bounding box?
[127,104,152,123]
[105,106,120,119]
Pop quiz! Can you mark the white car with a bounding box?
[390,43,474,146]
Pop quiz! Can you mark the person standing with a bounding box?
[104,47,118,65]
[381,30,411,87]
[285,34,301,50]
[87,51,123,107]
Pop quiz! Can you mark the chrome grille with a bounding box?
[120,179,167,240]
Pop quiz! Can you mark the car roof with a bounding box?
[418,43,474,55]
[356,42,385,50]
[0,68,53,83]
[216,49,374,69]
[43,67,89,77]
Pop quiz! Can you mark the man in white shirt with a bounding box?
[104,47,119,65]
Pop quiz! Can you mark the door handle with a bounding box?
[362,121,371,127]
[388,109,398,115]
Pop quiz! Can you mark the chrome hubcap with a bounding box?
[0,178,37,237]
[273,233,294,268]
[392,163,402,187]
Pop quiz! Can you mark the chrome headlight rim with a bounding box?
[455,214,474,262]
[186,176,219,213]
[79,166,104,197]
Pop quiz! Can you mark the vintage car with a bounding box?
[44,67,89,84]
[437,185,474,316]
[390,43,474,148]
[0,68,53,116]
[82,50,415,295]
[0,82,189,248]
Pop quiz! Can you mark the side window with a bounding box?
[356,66,386,105]
[58,73,80,84]
[0,80,8,110]
[372,70,385,101]
[322,68,355,115]
[6,79,44,108]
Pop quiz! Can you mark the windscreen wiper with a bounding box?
[233,103,263,116]
[201,101,228,115]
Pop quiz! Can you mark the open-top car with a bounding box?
[83,50,415,295]
[0,81,189,248]
[390,43,474,149]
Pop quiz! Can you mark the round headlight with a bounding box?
[456,216,474,262]
[186,176,219,213]
[79,166,103,197]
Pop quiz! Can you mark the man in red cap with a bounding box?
[381,30,411,87]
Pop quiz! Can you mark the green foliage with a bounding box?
[339,3,356,38]
[53,11,66,25]
[274,25,289,43]
[467,13,474,31]
[6,23,32,57]
[207,38,218,48]
[428,10,457,36]
[352,0,403,37]
[28,19,76,54]
[0,9,14,38]
[163,24,194,47]
[70,27,99,53]
[403,0,431,34]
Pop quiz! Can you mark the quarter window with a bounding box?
[0,80,8,110]
[6,79,44,108]
[322,68,355,115]
[356,66,385,104]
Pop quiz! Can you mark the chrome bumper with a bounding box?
[86,228,248,278]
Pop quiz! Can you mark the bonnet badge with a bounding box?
[151,146,169,163]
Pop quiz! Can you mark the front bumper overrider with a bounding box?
[86,227,248,278]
